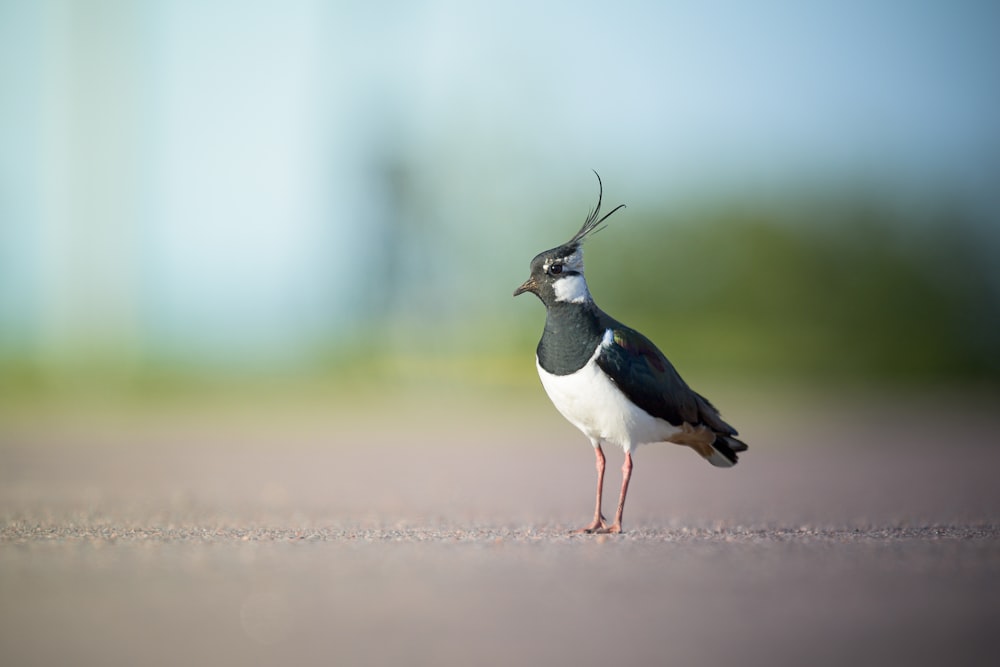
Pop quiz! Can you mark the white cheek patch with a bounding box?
[561,248,585,273]
[553,274,591,303]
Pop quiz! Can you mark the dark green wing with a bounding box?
[595,323,738,435]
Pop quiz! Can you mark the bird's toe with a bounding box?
[569,519,608,535]
[592,523,623,535]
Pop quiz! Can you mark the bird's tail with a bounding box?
[705,435,748,468]
[692,391,747,468]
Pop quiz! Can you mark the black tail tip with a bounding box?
[712,436,748,466]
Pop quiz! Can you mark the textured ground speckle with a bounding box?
[2,399,999,666]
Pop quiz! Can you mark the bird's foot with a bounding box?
[591,523,623,535]
[570,516,624,535]
[569,517,608,535]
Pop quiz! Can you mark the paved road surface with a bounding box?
[2,395,998,666]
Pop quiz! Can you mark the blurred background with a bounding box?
[2,0,999,422]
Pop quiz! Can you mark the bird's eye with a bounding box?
[550,264,563,275]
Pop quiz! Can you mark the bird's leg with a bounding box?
[571,443,607,534]
[596,452,632,534]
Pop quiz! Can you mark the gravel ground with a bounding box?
[2,395,999,666]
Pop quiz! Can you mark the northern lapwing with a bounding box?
[514,173,748,534]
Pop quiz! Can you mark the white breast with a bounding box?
[536,329,681,453]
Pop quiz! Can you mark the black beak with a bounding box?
[513,276,538,297]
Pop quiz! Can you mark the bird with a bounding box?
[513,173,748,534]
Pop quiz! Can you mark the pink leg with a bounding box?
[596,452,632,534]
[570,444,608,534]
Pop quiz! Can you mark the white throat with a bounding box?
[553,274,591,303]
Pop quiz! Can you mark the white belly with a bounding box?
[536,346,681,453]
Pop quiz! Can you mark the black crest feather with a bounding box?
[566,171,626,247]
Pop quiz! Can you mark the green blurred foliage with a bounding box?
[584,199,1000,384]
[2,195,998,408]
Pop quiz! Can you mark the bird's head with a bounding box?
[514,172,625,307]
